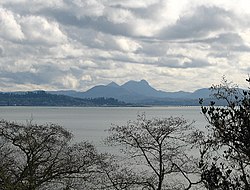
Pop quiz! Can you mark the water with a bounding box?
[0,106,207,147]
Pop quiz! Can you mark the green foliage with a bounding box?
[199,77,250,190]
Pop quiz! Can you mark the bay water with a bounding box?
[0,106,207,149]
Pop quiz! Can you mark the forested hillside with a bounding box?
[0,91,126,106]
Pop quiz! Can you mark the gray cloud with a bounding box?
[212,33,243,45]
[189,32,244,46]
[0,46,4,56]
[0,7,25,41]
[0,1,249,92]
[157,57,211,68]
[159,6,236,40]
[193,32,250,59]
[0,64,62,85]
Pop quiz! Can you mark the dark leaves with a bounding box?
[199,77,250,190]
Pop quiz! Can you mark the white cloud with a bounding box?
[0,8,25,41]
[61,74,79,89]
[108,0,158,9]
[81,74,92,82]
[106,8,133,24]
[0,0,64,10]
[2,59,36,73]
[64,0,105,18]
[240,30,250,45]
[115,37,142,52]
[78,60,99,69]
[49,44,84,58]
[20,16,67,45]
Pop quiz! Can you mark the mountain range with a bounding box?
[49,80,213,106]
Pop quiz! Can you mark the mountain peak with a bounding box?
[123,79,150,86]
[107,81,120,88]
[140,79,149,85]
[121,79,161,97]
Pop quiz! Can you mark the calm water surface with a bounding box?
[0,106,207,148]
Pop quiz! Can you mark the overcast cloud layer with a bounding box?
[1,0,250,92]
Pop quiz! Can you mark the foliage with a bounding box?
[0,120,99,190]
[199,77,250,189]
[105,114,201,190]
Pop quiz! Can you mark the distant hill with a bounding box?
[1,80,225,106]
[0,91,127,107]
[121,80,168,98]
[49,80,213,105]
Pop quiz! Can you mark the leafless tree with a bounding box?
[104,114,201,190]
[0,120,99,190]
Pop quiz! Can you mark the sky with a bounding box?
[1,0,250,92]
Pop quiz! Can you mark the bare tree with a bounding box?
[104,114,201,190]
[0,120,99,190]
[90,153,145,190]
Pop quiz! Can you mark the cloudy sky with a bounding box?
[1,0,250,92]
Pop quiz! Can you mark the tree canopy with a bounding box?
[199,77,250,189]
